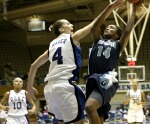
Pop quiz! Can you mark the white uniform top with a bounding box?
[129,89,143,110]
[8,90,28,116]
[45,33,77,82]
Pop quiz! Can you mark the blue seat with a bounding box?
[1,80,7,85]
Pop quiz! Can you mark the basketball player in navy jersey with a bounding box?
[26,5,120,124]
[0,77,36,124]
[85,1,139,124]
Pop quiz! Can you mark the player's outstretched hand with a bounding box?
[27,86,39,100]
[112,0,125,8]
[28,109,35,115]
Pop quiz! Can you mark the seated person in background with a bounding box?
[115,107,122,120]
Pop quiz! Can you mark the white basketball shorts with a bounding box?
[44,79,85,123]
[6,115,29,124]
[127,108,144,123]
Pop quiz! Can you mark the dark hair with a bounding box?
[49,19,64,36]
[116,26,122,40]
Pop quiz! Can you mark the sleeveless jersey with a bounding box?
[129,89,143,109]
[89,39,120,74]
[8,90,28,116]
[45,33,82,82]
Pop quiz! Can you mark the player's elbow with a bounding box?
[30,63,38,72]
[30,63,35,69]
[91,21,100,32]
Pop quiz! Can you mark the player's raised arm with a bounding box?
[91,0,124,43]
[72,0,124,44]
[119,4,137,53]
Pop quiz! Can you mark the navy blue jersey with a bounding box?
[89,39,120,74]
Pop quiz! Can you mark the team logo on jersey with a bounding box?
[100,78,109,89]
[99,74,113,89]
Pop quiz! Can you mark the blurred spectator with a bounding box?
[146,105,150,121]
[115,107,122,120]
[4,62,16,85]
[146,93,150,103]
[122,108,128,121]
[4,62,16,77]
[37,108,43,124]
[52,116,58,124]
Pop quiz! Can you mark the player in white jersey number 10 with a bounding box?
[0,77,36,124]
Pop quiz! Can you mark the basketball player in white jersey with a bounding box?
[124,79,146,124]
[0,77,36,124]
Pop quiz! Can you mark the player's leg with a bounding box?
[85,88,103,124]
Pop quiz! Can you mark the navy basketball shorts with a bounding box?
[86,73,119,105]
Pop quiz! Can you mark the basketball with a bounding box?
[127,0,142,4]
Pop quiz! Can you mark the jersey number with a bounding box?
[133,99,139,104]
[13,102,22,109]
[97,46,111,59]
[52,47,63,64]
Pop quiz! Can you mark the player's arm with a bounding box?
[139,91,146,106]
[91,0,124,43]
[26,91,36,115]
[72,0,124,44]
[123,90,132,105]
[119,4,137,53]
[27,50,49,99]
[0,92,9,111]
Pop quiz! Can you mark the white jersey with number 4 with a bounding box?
[45,33,79,82]
[129,89,143,110]
[8,90,28,116]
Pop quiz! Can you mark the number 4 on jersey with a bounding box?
[52,47,63,64]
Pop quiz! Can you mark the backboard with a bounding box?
[118,65,145,82]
